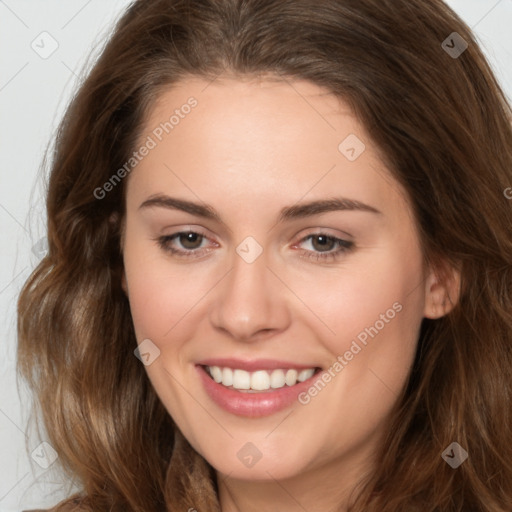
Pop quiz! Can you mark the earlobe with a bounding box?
[423,262,461,319]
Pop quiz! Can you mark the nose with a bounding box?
[209,243,291,343]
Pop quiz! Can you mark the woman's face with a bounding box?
[121,76,445,483]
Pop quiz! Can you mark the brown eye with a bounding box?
[175,232,204,250]
[155,230,214,259]
[296,233,354,263]
[310,234,337,252]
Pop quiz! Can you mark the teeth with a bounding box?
[210,366,222,383]
[285,369,298,386]
[206,366,317,391]
[233,369,251,389]
[270,369,286,389]
[251,370,270,391]
[222,367,233,386]
[297,369,315,382]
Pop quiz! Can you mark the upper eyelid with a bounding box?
[161,232,353,267]
[161,225,352,238]
[163,228,352,248]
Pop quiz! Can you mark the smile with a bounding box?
[205,365,320,392]
[196,361,323,417]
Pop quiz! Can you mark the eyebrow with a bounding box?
[138,194,382,223]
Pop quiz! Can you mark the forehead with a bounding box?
[141,75,357,150]
[126,76,410,222]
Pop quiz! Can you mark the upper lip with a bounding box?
[196,357,322,372]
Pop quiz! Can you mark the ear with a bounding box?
[423,259,461,319]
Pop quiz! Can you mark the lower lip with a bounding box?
[196,365,320,418]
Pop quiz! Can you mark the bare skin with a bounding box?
[121,75,460,512]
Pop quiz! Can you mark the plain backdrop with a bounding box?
[0,1,511,510]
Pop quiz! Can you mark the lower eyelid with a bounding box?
[295,233,353,249]
[157,231,353,258]
[162,232,211,250]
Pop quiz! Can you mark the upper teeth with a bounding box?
[206,366,316,391]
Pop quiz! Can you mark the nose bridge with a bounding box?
[209,235,288,340]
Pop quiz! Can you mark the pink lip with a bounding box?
[196,364,321,418]
[196,357,320,372]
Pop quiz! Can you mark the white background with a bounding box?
[0,1,511,510]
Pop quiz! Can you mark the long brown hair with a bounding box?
[17,0,512,510]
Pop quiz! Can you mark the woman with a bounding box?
[18,0,512,510]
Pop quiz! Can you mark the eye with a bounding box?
[294,233,354,263]
[154,230,354,263]
[155,230,216,259]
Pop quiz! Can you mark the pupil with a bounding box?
[182,233,200,248]
[314,235,333,251]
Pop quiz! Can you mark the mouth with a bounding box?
[201,365,323,393]
[195,359,324,418]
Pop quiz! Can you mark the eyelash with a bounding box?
[154,230,354,263]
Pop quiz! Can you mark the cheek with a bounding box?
[123,234,192,343]
[290,255,424,459]
[295,250,424,352]
[292,236,426,406]
[123,234,223,367]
